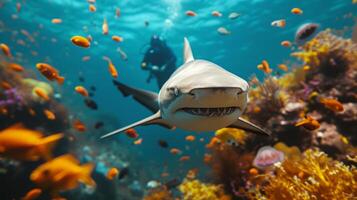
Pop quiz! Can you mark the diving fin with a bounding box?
[100,111,175,139]
[228,117,271,136]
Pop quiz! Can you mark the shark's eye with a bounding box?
[167,87,180,96]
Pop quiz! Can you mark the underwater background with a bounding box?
[0,0,357,199]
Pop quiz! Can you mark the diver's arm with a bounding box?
[159,56,176,71]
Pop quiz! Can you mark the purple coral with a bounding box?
[253,146,284,169]
[0,88,24,108]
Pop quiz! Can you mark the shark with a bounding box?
[101,38,270,139]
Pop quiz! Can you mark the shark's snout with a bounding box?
[188,87,244,98]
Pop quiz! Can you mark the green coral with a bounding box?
[179,179,231,200]
[250,149,357,200]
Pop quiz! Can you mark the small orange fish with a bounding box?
[73,120,86,132]
[102,18,109,35]
[257,60,272,74]
[278,64,289,72]
[271,19,286,28]
[186,168,198,179]
[179,156,190,162]
[71,36,90,48]
[211,11,222,17]
[112,35,123,42]
[295,116,320,130]
[89,4,96,12]
[291,8,303,15]
[0,81,12,90]
[125,128,138,138]
[281,40,292,47]
[30,154,95,194]
[9,63,24,72]
[108,61,118,78]
[203,153,212,163]
[133,138,143,145]
[0,124,63,161]
[248,168,259,175]
[51,18,62,24]
[36,63,65,85]
[28,108,36,116]
[185,135,195,142]
[303,65,310,71]
[0,108,8,115]
[22,188,42,200]
[185,10,197,16]
[0,43,11,57]
[170,148,181,155]
[106,167,119,180]
[44,109,56,120]
[34,87,50,101]
[115,8,120,18]
[319,97,344,112]
[75,86,89,97]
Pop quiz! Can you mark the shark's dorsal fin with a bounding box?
[228,117,271,136]
[183,37,194,63]
[100,111,175,139]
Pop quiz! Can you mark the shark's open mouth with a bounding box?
[180,107,239,117]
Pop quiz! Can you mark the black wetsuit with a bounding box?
[141,40,176,88]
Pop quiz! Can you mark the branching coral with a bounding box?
[249,149,357,200]
[179,179,231,200]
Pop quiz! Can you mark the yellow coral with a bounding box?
[215,128,247,146]
[250,149,357,200]
[179,179,231,200]
[291,29,357,71]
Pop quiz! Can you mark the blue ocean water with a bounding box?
[0,0,356,185]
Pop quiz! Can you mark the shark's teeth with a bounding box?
[181,107,238,117]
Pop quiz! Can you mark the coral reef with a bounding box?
[249,149,357,200]
[143,186,174,200]
[246,30,357,152]
[204,30,357,200]
[179,179,231,200]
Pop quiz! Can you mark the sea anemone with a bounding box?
[252,146,284,170]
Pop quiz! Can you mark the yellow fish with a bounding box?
[30,154,95,194]
[0,124,63,161]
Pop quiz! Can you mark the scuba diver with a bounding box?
[141,35,177,88]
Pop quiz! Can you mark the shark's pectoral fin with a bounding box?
[100,111,174,139]
[228,117,271,136]
[113,80,159,113]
